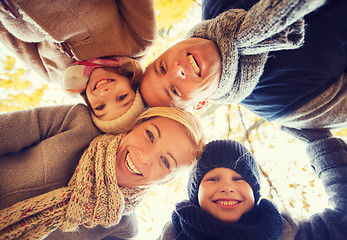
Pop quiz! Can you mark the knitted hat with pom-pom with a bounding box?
[188,139,261,206]
[61,56,135,95]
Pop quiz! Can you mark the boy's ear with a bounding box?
[193,98,209,111]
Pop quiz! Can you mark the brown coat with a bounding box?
[0,0,156,82]
[0,104,138,239]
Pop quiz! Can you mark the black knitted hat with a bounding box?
[188,140,261,206]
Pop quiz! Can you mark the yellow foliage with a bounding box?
[3,56,16,71]
[155,0,196,30]
[0,55,47,112]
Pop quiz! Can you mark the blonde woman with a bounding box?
[0,105,204,240]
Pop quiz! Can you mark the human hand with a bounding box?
[280,126,332,144]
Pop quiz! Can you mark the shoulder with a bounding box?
[157,221,175,240]
[280,210,300,239]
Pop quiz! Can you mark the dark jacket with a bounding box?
[203,0,347,122]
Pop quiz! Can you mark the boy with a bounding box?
[159,129,347,239]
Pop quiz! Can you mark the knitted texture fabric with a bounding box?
[0,134,147,240]
[91,89,145,134]
[172,199,283,240]
[188,140,261,206]
[187,0,325,104]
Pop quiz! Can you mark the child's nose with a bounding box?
[174,62,186,79]
[220,183,235,192]
[99,88,110,96]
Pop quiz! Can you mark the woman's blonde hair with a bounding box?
[131,107,205,162]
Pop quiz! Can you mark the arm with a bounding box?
[281,127,347,239]
[294,138,347,239]
[157,221,175,240]
[0,104,90,155]
[45,213,138,240]
[117,0,156,61]
[237,0,326,49]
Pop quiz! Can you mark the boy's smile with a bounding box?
[139,38,221,110]
[198,167,255,222]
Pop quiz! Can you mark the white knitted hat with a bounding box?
[91,89,145,134]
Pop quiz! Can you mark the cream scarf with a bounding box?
[0,134,147,240]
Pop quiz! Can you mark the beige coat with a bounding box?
[0,104,138,239]
[0,0,156,82]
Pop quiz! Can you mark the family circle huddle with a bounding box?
[0,0,346,239]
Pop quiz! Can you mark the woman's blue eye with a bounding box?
[146,130,154,143]
[161,156,170,169]
[117,94,127,100]
[95,104,105,110]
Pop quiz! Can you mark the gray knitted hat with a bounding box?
[188,140,261,207]
[187,0,324,104]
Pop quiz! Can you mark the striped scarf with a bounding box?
[0,134,147,240]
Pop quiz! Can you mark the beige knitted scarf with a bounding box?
[0,134,147,240]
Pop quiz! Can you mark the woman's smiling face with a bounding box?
[115,117,195,187]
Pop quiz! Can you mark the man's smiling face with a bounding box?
[139,38,222,110]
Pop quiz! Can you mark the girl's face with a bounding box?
[86,68,135,121]
[198,167,255,222]
[116,117,195,187]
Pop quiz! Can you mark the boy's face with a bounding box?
[86,68,135,121]
[198,167,255,222]
[139,38,221,110]
[116,117,195,187]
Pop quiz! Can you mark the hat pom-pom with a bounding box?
[61,65,89,96]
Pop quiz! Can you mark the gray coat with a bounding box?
[0,104,138,240]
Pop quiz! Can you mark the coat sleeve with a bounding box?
[157,221,175,240]
[0,104,92,156]
[45,213,138,240]
[286,138,347,239]
[117,0,157,61]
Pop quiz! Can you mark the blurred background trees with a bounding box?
[0,0,346,239]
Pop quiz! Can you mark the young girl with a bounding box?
[159,130,347,240]
[61,56,145,134]
[0,106,204,240]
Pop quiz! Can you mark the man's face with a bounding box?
[140,38,221,109]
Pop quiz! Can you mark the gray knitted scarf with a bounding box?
[187,0,325,104]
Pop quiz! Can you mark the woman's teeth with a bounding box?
[125,153,142,175]
[188,54,201,76]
